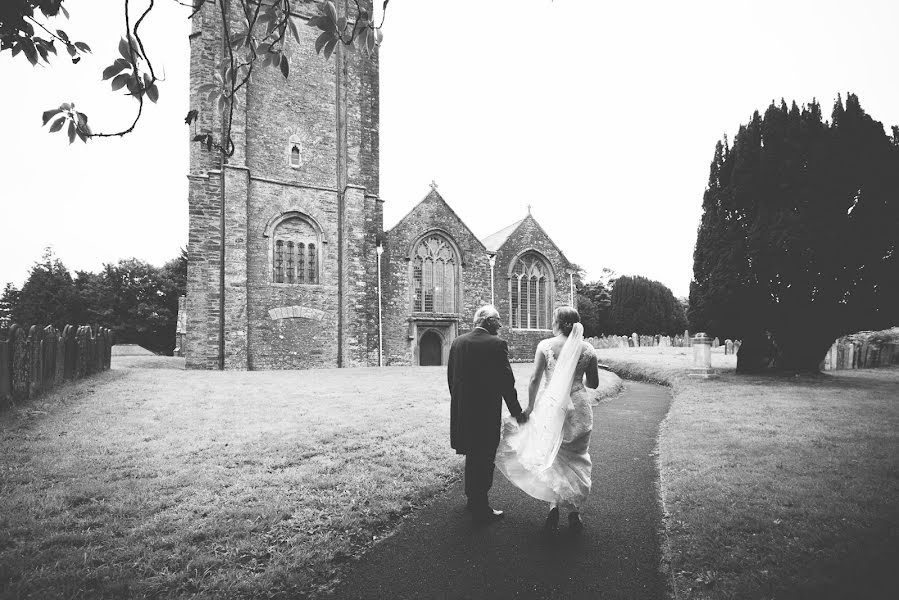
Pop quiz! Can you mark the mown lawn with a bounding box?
[594,347,899,600]
[0,354,620,599]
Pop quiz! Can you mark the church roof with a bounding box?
[481,219,524,252]
[386,187,487,252]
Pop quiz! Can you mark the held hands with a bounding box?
[515,410,529,424]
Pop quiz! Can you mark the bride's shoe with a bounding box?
[543,507,559,534]
[568,512,583,534]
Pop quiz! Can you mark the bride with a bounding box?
[495,306,599,533]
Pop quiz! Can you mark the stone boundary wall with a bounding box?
[0,324,112,409]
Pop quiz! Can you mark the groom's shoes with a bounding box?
[471,507,504,525]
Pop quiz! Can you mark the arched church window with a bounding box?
[287,135,302,169]
[510,253,551,329]
[272,216,319,284]
[411,235,457,313]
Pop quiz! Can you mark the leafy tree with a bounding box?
[609,275,686,335]
[80,257,185,354]
[11,247,83,329]
[2,0,387,147]
[576,280,612,337]
[689,94,899,373]
[0,283,19,331]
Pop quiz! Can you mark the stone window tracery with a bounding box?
[272,216,319,284]
[510,253,551,329]
[411,235,457,313]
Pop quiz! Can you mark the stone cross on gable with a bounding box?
[527,204,531,214]
[430,180,438,191]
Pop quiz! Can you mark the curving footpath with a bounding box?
[329,382,672,600]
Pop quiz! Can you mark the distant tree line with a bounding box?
[689,94,899,372]
[575,272,687,338]
[0,248,187,355]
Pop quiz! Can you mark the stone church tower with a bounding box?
[184,0,381,370]
[182,1,577,370]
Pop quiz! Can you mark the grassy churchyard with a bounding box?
[0,351,621,598]
[1,345,897,598]
[594,346,899,599]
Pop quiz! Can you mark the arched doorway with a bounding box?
[419,330,443,366]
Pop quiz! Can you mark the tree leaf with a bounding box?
[42,109,63,126]
[36,43,49,63]
[49,116,67,133]
[280,55,289,78]
[56,29,70,43]
[111,73,131,91]
[60,5,70,19]
[192,134,206,142]
[323,38,338,60]
[67,43,77,57]
[67,121,76,144]
[23,40,38,65]
[288,17,300,42]
[118,38,131,60]
[306,16,327,30]
[323,1,338,32]
[185,109,199,125]
[315,31,331,54]
[126,77,141,97]
[74,42,91,53]
[147,84,160,103]
[102,59,130,80]
[366,28,375,55]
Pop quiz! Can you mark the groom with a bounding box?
[448,305,527,524]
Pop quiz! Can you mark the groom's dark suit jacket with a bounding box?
[448,328,522,456]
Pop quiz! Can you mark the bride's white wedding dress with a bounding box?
[496,325,595,509]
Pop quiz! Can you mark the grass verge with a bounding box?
[0,356,620,599]
[594,347,899,599]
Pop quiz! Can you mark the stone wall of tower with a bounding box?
[492,217,571,361]
[184,0,380,369]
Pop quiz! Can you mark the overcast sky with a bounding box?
[1,0,897,298]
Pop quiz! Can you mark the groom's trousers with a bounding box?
[464,449,496,509]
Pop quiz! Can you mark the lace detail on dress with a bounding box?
[542,340,594,390]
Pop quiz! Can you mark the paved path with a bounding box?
[328,382,672,600]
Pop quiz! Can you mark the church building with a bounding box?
[182,1,575,369]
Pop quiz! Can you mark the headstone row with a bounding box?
[0,324,112,408]
[585,333,725,350]
[821,339,898,371]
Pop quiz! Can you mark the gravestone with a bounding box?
[632,333,639,348]
[688,332,715,378]
[712,337,719,348]
[725,339,733,355]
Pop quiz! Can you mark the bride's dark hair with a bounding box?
[552,306,580,336]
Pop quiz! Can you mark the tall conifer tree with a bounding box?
[690,95,899,372]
